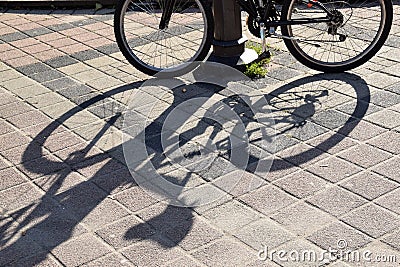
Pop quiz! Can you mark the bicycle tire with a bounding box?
[281,0,393,72]
[114,0,214,76]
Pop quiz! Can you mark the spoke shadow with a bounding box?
[0,71,370,265]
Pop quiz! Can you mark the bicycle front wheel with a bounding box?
[281,0,393,72]
[114,0,213,76]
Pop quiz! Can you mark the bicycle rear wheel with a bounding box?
[281,0,393,72]
[114,0,213,76]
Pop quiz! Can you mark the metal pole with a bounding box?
[209,0,258,66]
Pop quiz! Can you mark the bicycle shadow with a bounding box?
[0,71,370,265]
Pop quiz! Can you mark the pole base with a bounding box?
[207,48,259,71]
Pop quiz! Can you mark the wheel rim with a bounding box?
[286,0,387,67]
[119,0,209,73]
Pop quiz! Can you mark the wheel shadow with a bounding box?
[0,71,370,265]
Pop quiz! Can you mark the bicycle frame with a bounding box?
[236,0,332,27]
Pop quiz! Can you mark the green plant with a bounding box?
[244,41,271,79]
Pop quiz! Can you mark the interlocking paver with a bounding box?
[307,221,373,250]
[375,188,400,215]
[340,171,398,200]
[191,238,256,267]
[307,186,367,217]
[306,156,362,183]
[271,202,334,236]
[273,170,329,198]
[239,185,297,215]
[337,144,392,169]
[371,156,400,182]
[51,234,112,266]
[366,130,400,154]
[203,200,261,232]
[233,218,295,250]
[341,204,400,238]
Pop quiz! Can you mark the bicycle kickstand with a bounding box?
[258,22,271,59]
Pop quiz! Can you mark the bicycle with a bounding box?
[113,0,393,75]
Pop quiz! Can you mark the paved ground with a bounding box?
[0,4,400,267]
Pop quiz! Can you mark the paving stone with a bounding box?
[47,23,75,31]
[0,69,21,83]
[203,200,261,232]
[7,110,50,129]
[164,216,223,251]
[24,27,53,37]
[0,131,30,151]
[28,69,64,83]
[371,157,400,182]
[82,253,133,267]
[1,76,36,91]
[284,121,328,141]
[336,100,382,118]
[0,93,18,107]
[365,109,400,129]
[341,204,400,238]
[386,82,400,94]
[0,182,43,212]
[0,233,45,266]
[45,55,79,68]
[163,255,204,267]
[272,202,334,236]
[382,228,400,251]
[0,120,15,135]
[340,171,398,200]
[337,144,392,168]
[16,62,53,75]
[96,215,155,249]
[239,185,297,215]
[277,144,328,169]
[113,186,159,212]
[312,109,351,130]
[213,169,267,197]
[364,72,400,89]
[42,130,84,152]
[233,218,295,250]
[306,156,362,183]
[12,83,50,99]
[191,237,256,267]
[307,221,373,250]
[261,157,300,182]
[51,234,111,266]
[366,130,400,154]
[0,32,28,42]
[370,90,400,107]
[71,49,104,61]
[337,119,387,141]
[273,170,329,198]
[0,167,27,190]
[121,236,187,265]
[42,77,81,91]
[90,166,136,195]
[8,253,61,267]
[0,157,9,170]
[26,92,66,108]
[375,188,400,215]
[307,186,367,217]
